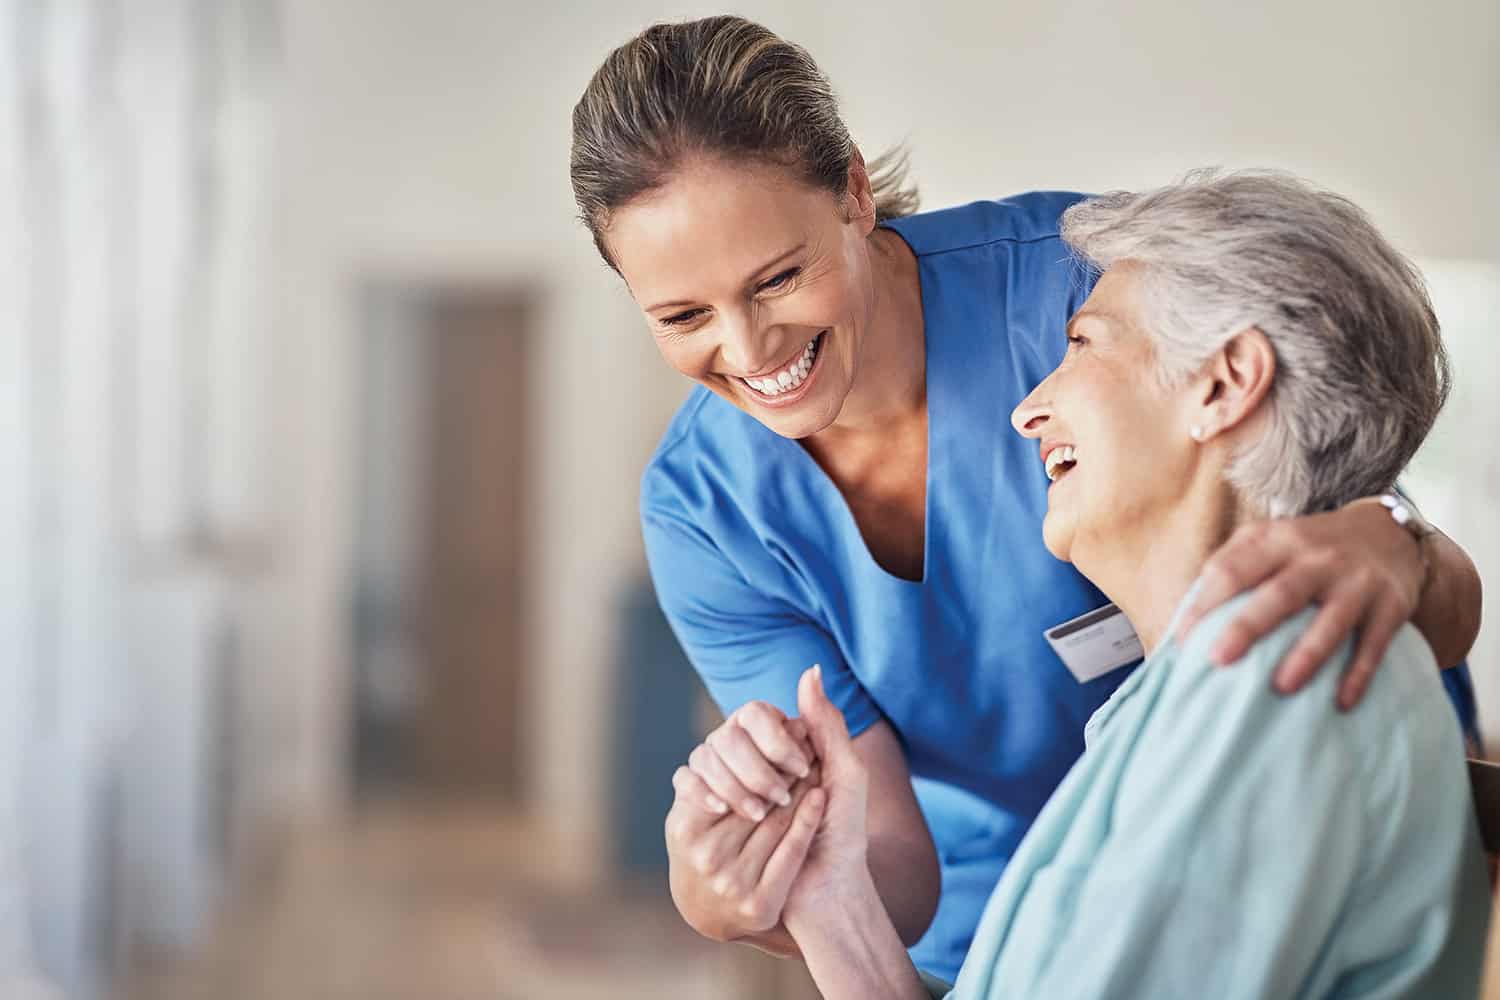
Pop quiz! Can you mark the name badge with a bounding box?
[1045,603,1143,683]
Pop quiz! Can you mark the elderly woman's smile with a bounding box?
[1042,443,1077,483]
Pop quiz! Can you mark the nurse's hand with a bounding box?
[685,700,815,821]
[665,718,825,955]
[1177,497,1433,710]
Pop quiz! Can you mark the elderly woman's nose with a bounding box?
[1012,387,1051,437]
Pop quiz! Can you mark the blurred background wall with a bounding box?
[4,0,1497,997]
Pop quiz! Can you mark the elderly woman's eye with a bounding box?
[759,267,801,292]
[1067,333,1087,348]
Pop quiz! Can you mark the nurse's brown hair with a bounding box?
[569,15,917,269]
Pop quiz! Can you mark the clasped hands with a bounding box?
[665,666,869,955]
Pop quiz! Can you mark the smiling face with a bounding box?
[1011,264,1203,568]
[605,156,880,439]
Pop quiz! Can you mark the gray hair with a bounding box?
[1061,169,1449,518]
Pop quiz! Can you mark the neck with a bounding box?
[824,227,927,435]
[1076,477,1244,656]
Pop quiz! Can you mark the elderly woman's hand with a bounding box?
[1176,497,1424,710]
[782,665,871,923]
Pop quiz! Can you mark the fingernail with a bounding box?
[747,802,767,822]
[794,759,810,779]
[812,664,823,690]
[775,788,791,807]
[705,795,728,814]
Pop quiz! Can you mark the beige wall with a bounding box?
[267,0,1500,874]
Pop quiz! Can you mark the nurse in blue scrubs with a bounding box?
[569,16,1484,984]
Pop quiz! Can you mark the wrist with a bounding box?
[785,870,925,1000]
[784,863,882,942]
[1375,492,1435,602]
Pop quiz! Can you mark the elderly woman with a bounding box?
[770,171,1492,998]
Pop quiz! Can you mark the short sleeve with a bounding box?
[641,505,885,737]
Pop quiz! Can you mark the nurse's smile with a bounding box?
[737,330,828,406]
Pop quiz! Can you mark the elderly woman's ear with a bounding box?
[1190,327,1276,444]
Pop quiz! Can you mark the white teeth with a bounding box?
[740,333,823,398]
[1045,445,1078,481]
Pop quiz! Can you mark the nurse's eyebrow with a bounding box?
[644,243,807,312]
[745,242,807,284]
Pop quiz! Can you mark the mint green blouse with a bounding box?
[939,589,1489,999]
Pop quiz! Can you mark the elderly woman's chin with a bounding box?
[1040,506,1078,564]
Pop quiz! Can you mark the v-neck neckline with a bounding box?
[783,226,934,587]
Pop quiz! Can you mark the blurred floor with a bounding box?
[120,799,819,1000]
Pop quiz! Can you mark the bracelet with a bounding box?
[1378,493,1436,601]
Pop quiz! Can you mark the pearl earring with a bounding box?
[1190,425,1206,442]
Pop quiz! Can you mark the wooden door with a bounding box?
[414,291,529,800]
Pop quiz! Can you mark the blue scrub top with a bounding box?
[639,191,1480,982]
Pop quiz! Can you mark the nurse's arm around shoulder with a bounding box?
[1177,496,1481,708]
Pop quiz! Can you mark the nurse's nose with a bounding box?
[1011,381,1052,438]
[716,309,776,376]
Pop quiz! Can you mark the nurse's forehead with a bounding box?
[608,162,828,301]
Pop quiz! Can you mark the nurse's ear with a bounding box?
[842,147,877,233]
[1189,327,1276,443]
